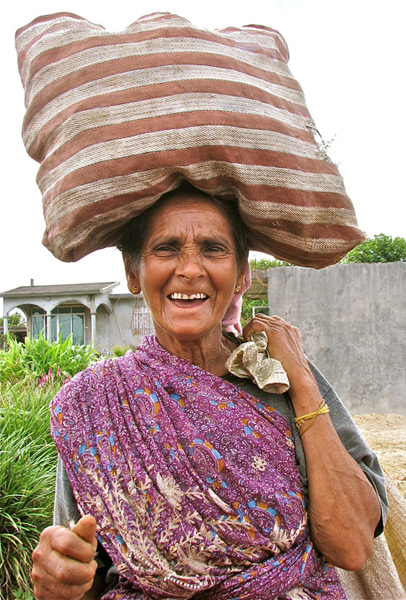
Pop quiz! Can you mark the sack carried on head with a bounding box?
[16,12,364,266]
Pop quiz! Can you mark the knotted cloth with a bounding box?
[226,331,290,394]
[50,335,346,599]
[16,12,364,267]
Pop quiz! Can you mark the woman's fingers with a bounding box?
[31,573,94,600]
[71,515,98,552]
[243,314,308,376]
[46,523,96,564]
[32,519,97,599]
[243,314,301,349]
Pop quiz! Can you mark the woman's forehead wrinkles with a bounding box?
[149,228,232,243]
[145,205,233,243]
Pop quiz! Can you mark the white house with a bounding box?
[1,281,153,353]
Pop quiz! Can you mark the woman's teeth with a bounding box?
[170,293,207,300]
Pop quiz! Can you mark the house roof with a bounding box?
[1,282,120,297]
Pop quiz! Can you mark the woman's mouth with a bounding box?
[168,292,209,306]
[169,293,207,300]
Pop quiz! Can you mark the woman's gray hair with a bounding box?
[118,184,249,268]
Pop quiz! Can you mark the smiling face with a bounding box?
[124,190,246,352]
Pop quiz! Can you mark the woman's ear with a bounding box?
[122,252,141,293]
[236,260,250,293]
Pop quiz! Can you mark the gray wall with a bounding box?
[95,305,111,353]
[266,262,406,415]
[106,295,151,351]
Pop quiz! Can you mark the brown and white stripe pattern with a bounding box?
[15,12,364,266]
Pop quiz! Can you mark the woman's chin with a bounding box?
[154,318,221,345]
[164,326,211,342]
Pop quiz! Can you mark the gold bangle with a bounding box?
[294,399,329,435]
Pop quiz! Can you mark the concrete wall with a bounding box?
[95,305,111,354]
[106,295,151,351]
[266,262,406,415]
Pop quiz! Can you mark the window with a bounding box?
[51,306,85,345]
[32,308,47,337]
[132,306,154,336]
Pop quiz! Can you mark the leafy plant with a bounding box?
[0,336,101,598]
[0,334,99,384]
[0,378,58,598]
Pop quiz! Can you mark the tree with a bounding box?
[0,312,26,346]
[249,257,291,270]
[0,311,26,327]
[342,233,406,264]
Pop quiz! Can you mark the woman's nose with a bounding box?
[175,251,205,279]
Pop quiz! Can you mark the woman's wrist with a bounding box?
[288,368,323,415]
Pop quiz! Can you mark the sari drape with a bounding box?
[50,335,346,599]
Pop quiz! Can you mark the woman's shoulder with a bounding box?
[49,351,141,442]
[55,351,137,399]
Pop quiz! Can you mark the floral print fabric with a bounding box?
[50,335,346,599]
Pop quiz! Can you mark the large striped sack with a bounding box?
[15,12,365,267]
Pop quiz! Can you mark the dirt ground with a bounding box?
[353,413,406,498]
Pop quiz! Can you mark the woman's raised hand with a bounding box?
[32,515,98,600]
[242,314,312,393]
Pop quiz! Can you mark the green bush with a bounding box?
[0,378,58,599]
[0,334,99,385]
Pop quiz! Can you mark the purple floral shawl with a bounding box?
[50,335,346,600]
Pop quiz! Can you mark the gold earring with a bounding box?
[130,286,140,295]
[234,284,241,294]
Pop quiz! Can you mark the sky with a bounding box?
[1,0,404,314]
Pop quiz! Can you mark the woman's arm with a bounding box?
[244,315,381,571]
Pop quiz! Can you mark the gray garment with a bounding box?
[54,455,82,527]
[53,361,388,555]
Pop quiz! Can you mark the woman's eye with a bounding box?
[154,245,178,255]
[204,245,227,255]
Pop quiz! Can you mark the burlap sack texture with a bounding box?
[16,12,365,266]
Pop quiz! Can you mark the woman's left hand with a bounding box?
[242,314,312,394]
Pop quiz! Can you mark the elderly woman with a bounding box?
[15,11,388,600]
[30,185,385,600]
